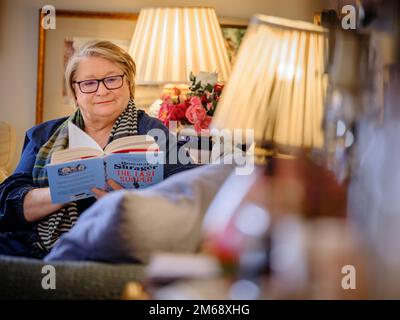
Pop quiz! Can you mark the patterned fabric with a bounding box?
[32,100,138,252]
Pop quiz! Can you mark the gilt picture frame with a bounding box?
[219,18,248,64]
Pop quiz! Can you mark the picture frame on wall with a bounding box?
[219,20,247,64]
[36,10,138,124]
[36,10,247,124]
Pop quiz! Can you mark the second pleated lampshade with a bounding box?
[211,15,328,152]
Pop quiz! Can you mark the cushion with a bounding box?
[44,163,234,263]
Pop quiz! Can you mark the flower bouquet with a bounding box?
[158,72,224,133]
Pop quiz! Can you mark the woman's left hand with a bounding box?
[91,179,124,199]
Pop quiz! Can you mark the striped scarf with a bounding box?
[32,100,138,253]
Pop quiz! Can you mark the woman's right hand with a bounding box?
[23,187,64,222]
[91,179,124,200]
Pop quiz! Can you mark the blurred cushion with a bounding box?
[44,163,234,263]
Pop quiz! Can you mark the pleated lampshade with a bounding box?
[129,7,231,85]
[211,14,328,151]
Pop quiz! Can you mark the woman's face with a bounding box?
[74,56,130,125]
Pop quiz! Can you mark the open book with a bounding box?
[46,122,164,203]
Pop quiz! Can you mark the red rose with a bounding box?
[185,104,206,123]
[169,103,187,121]
[189,96,202,107]
[193,115,212,133]
[184,98,191,108]
[201,94,209,105]
[185,104,212,133]
[213,83,223,94]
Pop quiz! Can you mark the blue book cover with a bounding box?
[105,152,164,190]
[46,151,164,204]
[46,157,106,204]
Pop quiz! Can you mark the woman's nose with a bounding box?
[96,81,110,95]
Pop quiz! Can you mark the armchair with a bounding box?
[0,121,16,183]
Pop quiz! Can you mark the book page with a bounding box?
[50,147,104,164]
[104,135,157,154]
[68,121,102,151]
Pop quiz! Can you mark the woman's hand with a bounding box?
[23,187,64,222]
[91,179,124,200]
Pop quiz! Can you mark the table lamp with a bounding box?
[129,7,232,162]
[129,7,231,85]
[211,14,328,159]
[203,13,340,286]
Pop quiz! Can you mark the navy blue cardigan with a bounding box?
[0,111,196,256]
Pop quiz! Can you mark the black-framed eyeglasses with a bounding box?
[73,74,125,94]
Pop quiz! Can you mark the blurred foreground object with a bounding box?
[325,0,400,298]
[202,157,363,299]
[202,13,363,299]
[322,0,397,182]
[122,282,150,300]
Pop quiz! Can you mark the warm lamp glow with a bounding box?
[129,7,231,85]
[211,15,328,150]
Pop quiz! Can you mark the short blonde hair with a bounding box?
[65,40,136,100]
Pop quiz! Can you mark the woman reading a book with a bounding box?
[0,40,195,258]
